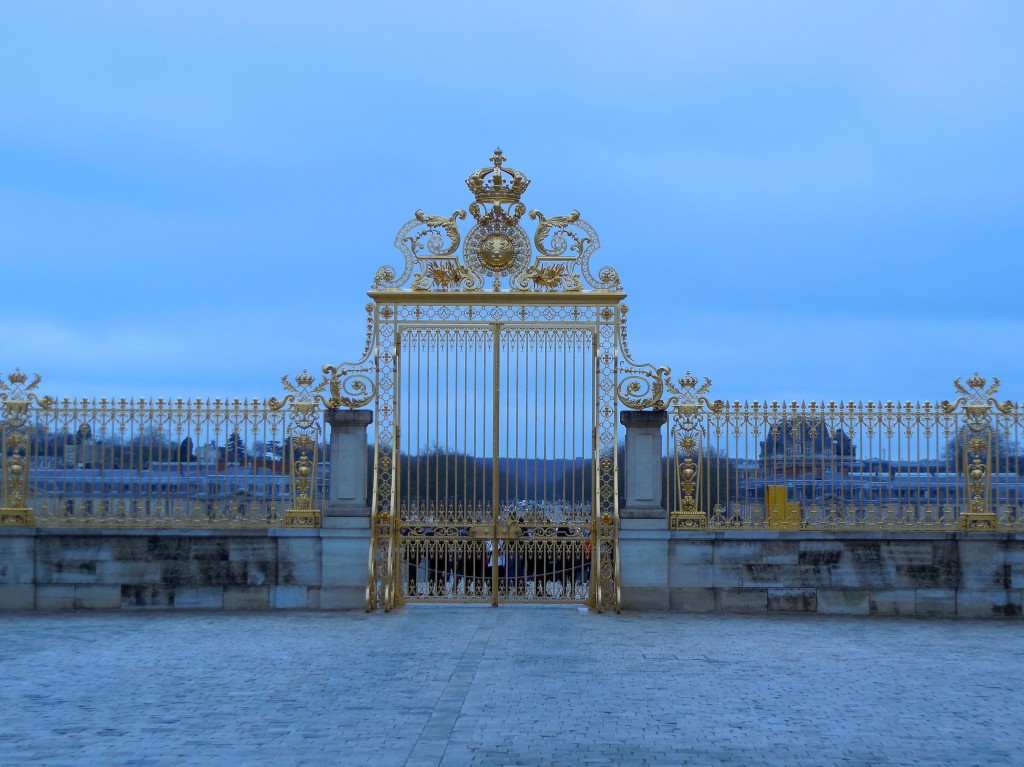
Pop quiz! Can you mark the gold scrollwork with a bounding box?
[370,151,623,295]
[375,209,467,290]
[516,209,620,292]
[615,306,725,414]
[267,370,328,528]
[1,369,54,525]
[319,305,378,410]
[322,365,376,410]
[617,363,669,411]
[531,210,582,256]
[665,374,721,530]
[613,303,727,529]
[412,209,465,255]
[615,304,671,411]
[941,372,1004,530]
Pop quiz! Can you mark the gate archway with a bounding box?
[327,150,658,611]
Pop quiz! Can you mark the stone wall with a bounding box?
[5,527,1022,616]
[621,528,1023,617]
[0,528,335,610]
[0,408,377,611]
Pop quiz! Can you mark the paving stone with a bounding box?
[0,609,1022,766]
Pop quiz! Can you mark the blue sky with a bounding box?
[2,2,1022,403]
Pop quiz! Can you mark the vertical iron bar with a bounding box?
[491,322,501,606]
[591,329,601,610]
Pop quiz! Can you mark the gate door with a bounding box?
[346,151,630,612]
[396,322,595,605]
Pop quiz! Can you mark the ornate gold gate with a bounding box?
[394,320,598,606]
[326,149,656,611]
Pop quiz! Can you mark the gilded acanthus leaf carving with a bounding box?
[527,264,570,290]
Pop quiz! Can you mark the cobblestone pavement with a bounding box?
[1,608,1022,767]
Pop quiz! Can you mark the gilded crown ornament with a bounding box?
[0,368,53,408]
[372,149,622,293]
[966,372,989,391]
[465,148,531,206]
[943,371,1011,414]
[678,371,700,390]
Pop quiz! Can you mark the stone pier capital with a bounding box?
[619,409,669,428]
[325,408,374,429]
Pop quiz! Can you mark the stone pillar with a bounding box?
[618,409,670,610]
[321,409,373,609]
[324,409,373,517]
[620,410,668,518]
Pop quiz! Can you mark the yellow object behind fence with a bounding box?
[766,485,801,529]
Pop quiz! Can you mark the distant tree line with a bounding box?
[16,425,327,469]
[385,444,600,505]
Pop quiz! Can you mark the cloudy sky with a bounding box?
[2,2,1022,404]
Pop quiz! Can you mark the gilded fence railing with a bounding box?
[654,373,1023,531]
[0,369,328,528]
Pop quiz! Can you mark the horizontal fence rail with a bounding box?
[1,370,329,528]
[663,375,1023,531]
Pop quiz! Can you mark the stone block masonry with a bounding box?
[0,528,341,611]
[662,530,1024,617]
[4,526,1023,616]
[0,406,374,612]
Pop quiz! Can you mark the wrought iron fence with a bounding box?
[8,364,1024,534]
[0,369,330,528]
[661,374,1024,531]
